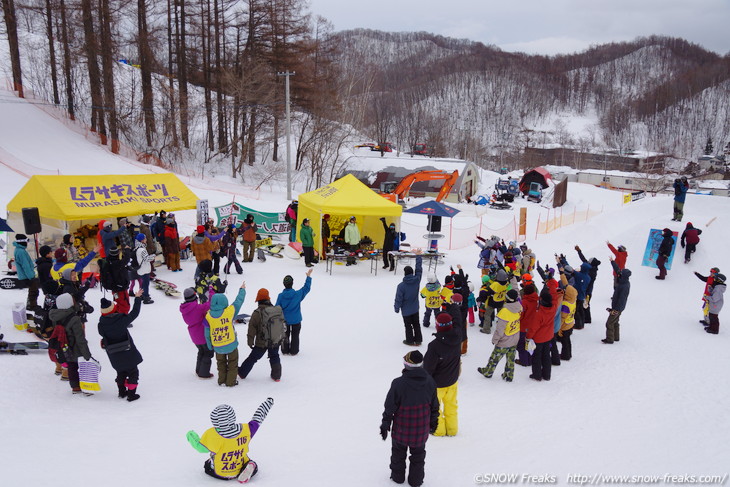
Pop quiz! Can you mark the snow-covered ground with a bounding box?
[1,87,729,487]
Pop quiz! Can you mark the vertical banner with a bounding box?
[213,202,290,236]
[518,207,527,239]
[196,199,209,225]
[641,228,678,270]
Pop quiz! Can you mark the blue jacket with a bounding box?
[573,262,592,301]
[13,242,35,280]
[673,180,688,203]
[394,256,423,316]
[52,250,98,276]
[205,288,246,354]
[275,276,311,325]
[101,226,127,256]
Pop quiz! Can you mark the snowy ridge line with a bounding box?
[0,86,261,200]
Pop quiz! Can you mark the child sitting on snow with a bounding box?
[187,398,274,482]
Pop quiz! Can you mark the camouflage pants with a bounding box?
[481,346,516,380]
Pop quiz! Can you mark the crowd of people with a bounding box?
[382,231,725,487]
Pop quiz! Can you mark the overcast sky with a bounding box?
[307,0,729,56]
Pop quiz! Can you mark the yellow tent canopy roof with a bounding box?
[298,174,403,216]
[7,173,199,221]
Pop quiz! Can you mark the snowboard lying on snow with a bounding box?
[151,277,181,297]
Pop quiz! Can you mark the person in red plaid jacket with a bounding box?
[380,351,439,487]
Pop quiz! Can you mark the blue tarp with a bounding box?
[0,217,13,232]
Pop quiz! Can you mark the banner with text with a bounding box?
[213,202,289,236]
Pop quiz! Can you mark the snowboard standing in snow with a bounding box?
[0,276,19,289]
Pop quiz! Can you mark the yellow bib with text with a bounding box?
[207,307,236,348]
[200,423,251,478]
[496,307,521,336]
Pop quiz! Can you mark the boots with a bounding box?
[271,363,282,382]
[126,384,140,402]
[117,380,128,399]
[54,363,62,376]
[60,367,69,381]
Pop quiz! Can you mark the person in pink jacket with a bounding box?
[180,288,215,378]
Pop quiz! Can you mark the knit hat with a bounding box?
[283,275,294,288]
[100,298,114,315]
[196,225,205,234]
[63,234,72,245]
[714,274,726,284]
[199,259,212,274]
[404,266,414,276]
[14,233,28,243]
[166,218,174,225]
[427,273,437,284]
[481,275,490,284]
[54,248,67,263]
[444,275,453,285]
[435,313,453,332]
[451,293,463,303]
[103,220,112,228]
[323,214,330,220]
[108,246,119,257]
[39,245,52,257]
[141,215,151,224]
[56,293,74,310]
[183,288,197,302]
[228,223,235,229]
[618,245,626,252]
[302,218,310,224]
[210,404,241,439]
[506,289,519,303]
[495,269,508,283]
[403,350,424,368]
[61,268,74,282]
[135,233,146,242]
[563,265,574,274]
[255,288,270,302]
[522,273,533,284]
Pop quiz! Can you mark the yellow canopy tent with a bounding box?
[6,173,198,258]
[297,174,403,254]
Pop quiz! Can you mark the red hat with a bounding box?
[451,293,463,303]
[255,288,270,302]
[196,225,205,234]
[54,248,67,263]
[435,313,453,332]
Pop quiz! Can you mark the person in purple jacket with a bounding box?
[180,287,215,378]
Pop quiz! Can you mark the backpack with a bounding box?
[47,315,71,364]
[129,247,141,271]
[98,258,115,291]
[258,305,287,346]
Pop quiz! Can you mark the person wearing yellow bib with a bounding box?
[205,282,247,387]
[478,289,522,382]
[556,271,577,360]
[187,398,274,482]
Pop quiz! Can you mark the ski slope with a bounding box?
[0,88,728,487]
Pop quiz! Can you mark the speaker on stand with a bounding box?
[21,207,42,256]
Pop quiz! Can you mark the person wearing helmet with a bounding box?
[704,273,725,334]
[420,274,442,328]
[695,268,721,325]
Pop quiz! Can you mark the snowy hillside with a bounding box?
[1,87,729,487]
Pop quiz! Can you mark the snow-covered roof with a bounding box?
[578,168,669,179]
[696,179,730,189]
[346,150,474,173]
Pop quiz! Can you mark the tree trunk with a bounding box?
[2,0,24,97]
[59,0,75,119]
[138,0,156,146]
[200,0,214,153]
[213,0,227,151]
[98,0,119,152]
[176,0,189,147]
[165,0,178,146]
[80,0,106,138]
[44,0,60,105]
